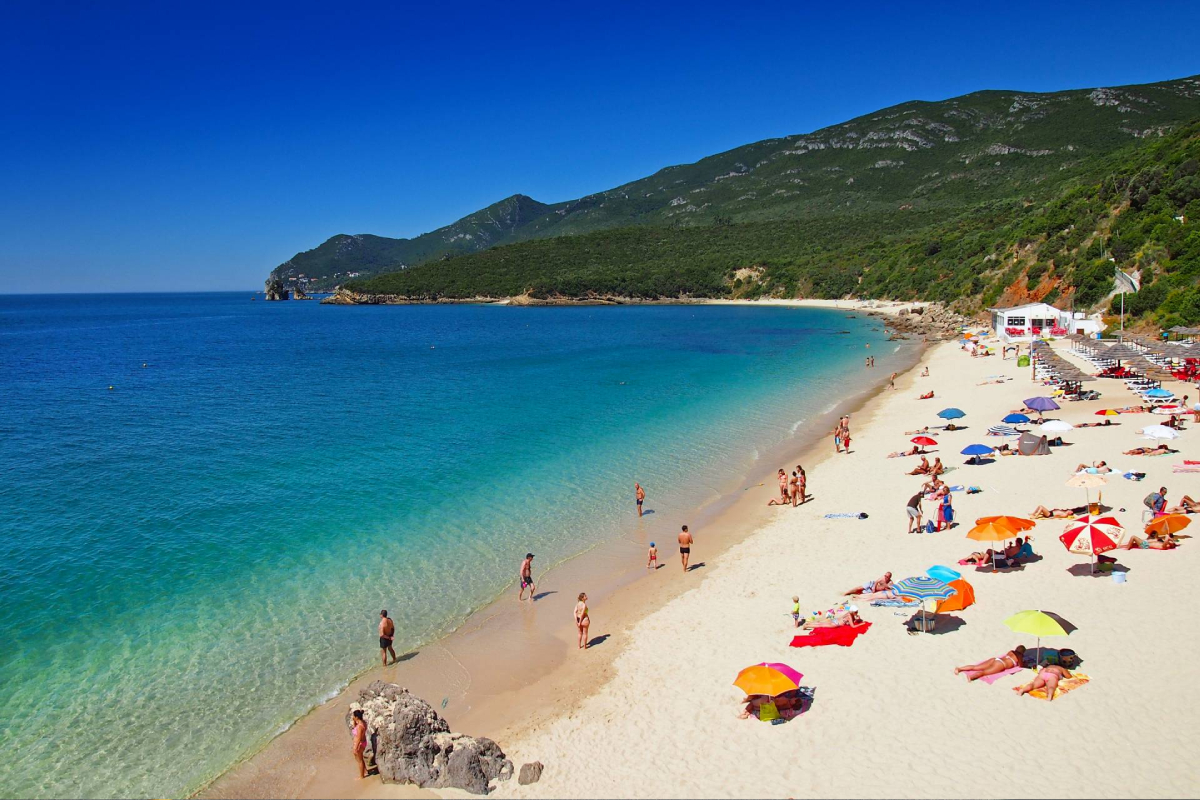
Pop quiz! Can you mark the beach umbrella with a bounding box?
[934,578,976,613]
[966,520,1019,571]
[1140,425,1180,440]
[1145,388,1174,398]
[1061,515,1125,572]
[1004,610,1073,664]
[1041,420,1075,433]
[1002,413,1031,424]
[1024,397,1060,412]
[1145,514,1191,537]
[911,436,937,453]
[961,443,993,464]
[1065,471,1108,509]
[733,663,803,697]
[926,565,962,583]
[1094,409,1120,416]
[894,576,955,632]
[938,408,966,420]
[976,515,1035,533]
[987,425,1019,437]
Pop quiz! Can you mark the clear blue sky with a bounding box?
[3,1,1199,293]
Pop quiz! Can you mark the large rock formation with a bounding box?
[347,681,513,795]
[264,277,289,301]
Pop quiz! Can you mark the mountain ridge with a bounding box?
[269,73,1200,292]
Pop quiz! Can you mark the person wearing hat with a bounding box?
[518,553,537,602]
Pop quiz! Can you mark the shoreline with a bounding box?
[198,319,924,799]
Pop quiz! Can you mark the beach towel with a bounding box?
[823,512,869,519]
[790,622,871,648]
[948,485,965,492]
[979,665,1023,684]
[1027,672,1091,700]
[870,598,920,608]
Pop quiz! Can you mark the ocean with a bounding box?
[0,293,912,798]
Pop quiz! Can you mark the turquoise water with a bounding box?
[0,295,909,798]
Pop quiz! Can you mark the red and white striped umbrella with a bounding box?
[1060,515,1125,570]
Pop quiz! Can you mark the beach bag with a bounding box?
[758,700,780,722]
[925,520,935,533]
[1143,492,1158,510]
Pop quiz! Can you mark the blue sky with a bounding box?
[2,1,1199,293]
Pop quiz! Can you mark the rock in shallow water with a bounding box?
[347,681,513,795]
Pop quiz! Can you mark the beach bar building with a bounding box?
[988,302,1103,342]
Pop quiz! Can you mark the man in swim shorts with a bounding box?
[635,482,645,517]
[906,492,923,534]
[678,525,694,573]
[379,610,396,667]
[518,553,537,602]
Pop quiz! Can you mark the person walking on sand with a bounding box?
[841,418,851,453]
[906,491,923,534]
[378,610,396,667]
[518,553,537,602]
[635,482,646,517]
[574,592,591,649]
[889,372,897,390]
[833,423,843,454]
[351,709,368,779]
[678,525,694,572]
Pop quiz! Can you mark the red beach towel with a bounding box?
[790,622,871,648]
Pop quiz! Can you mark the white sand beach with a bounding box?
[470,338,1199,799]
[208,334,1200,799]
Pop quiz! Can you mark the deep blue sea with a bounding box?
[0,294,910,798]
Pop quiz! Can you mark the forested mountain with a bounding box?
[271,74,1200,322]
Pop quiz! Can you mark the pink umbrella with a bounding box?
[759,662,804,685]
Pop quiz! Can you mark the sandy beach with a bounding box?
[206,330,1200,799]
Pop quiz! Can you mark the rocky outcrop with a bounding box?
[347,681,513,795]
[869,302,972,341]
[264,277,289,301]
[293,285,311,300]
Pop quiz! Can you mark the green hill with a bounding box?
[272,74,1200,315]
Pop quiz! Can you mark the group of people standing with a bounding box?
[768,464,808,507]
[833,414,852,454]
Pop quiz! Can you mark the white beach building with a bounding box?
[988,302,1104,341]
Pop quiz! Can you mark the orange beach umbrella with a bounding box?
[934,579,976,613]
[975,516,1034,533]
[1146,514,1191,537]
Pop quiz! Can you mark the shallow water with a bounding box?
[0,294,911,797]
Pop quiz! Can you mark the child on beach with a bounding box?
[647,542,657,569]
[791,596,801,628]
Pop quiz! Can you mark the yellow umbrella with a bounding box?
[1004,610,1073,664]
[732,663,802,698]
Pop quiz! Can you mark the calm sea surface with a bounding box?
[0,294,911,797]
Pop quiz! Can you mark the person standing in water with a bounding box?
[635,482,645,517]
[378,610,396,667]
[647,542,657,569]
[678,525,694,573]
[889,372,897,390]
[518,553,537,602]
[574,592,591,649]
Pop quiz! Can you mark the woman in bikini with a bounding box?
[574,592,591,650]
[1125,444,1172,456]
[954,645,1026,681]
[350,709,368,779]
[799,608,866,630]
[1030,505,1084,519]
[1013,664,1073,701]
[797,466,807,504]
[930,457,945,476]
[788,470,800,507]
[768,469,790,506]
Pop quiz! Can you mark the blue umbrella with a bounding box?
[894,576,955,632]
[1023,396,1060,412]
[927,565,962,583]
[938,408,966,420]
[961,444,994,455]
[1145,388,1174,398]
[1002,413,1031,424]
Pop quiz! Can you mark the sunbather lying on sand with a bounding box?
[887,446,920,458]
[905,427,931,436]
[798,608,866,630]
[1122,533,1180,550]
[1013,664,1072,700]
[1125,444,1175,456]
[918,391,935,400]
[1030,505,1087,519]
[1076,420,1116,428]
[845,572,892,596]
[1075,461,1111,473]
[954,645,1026,681]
